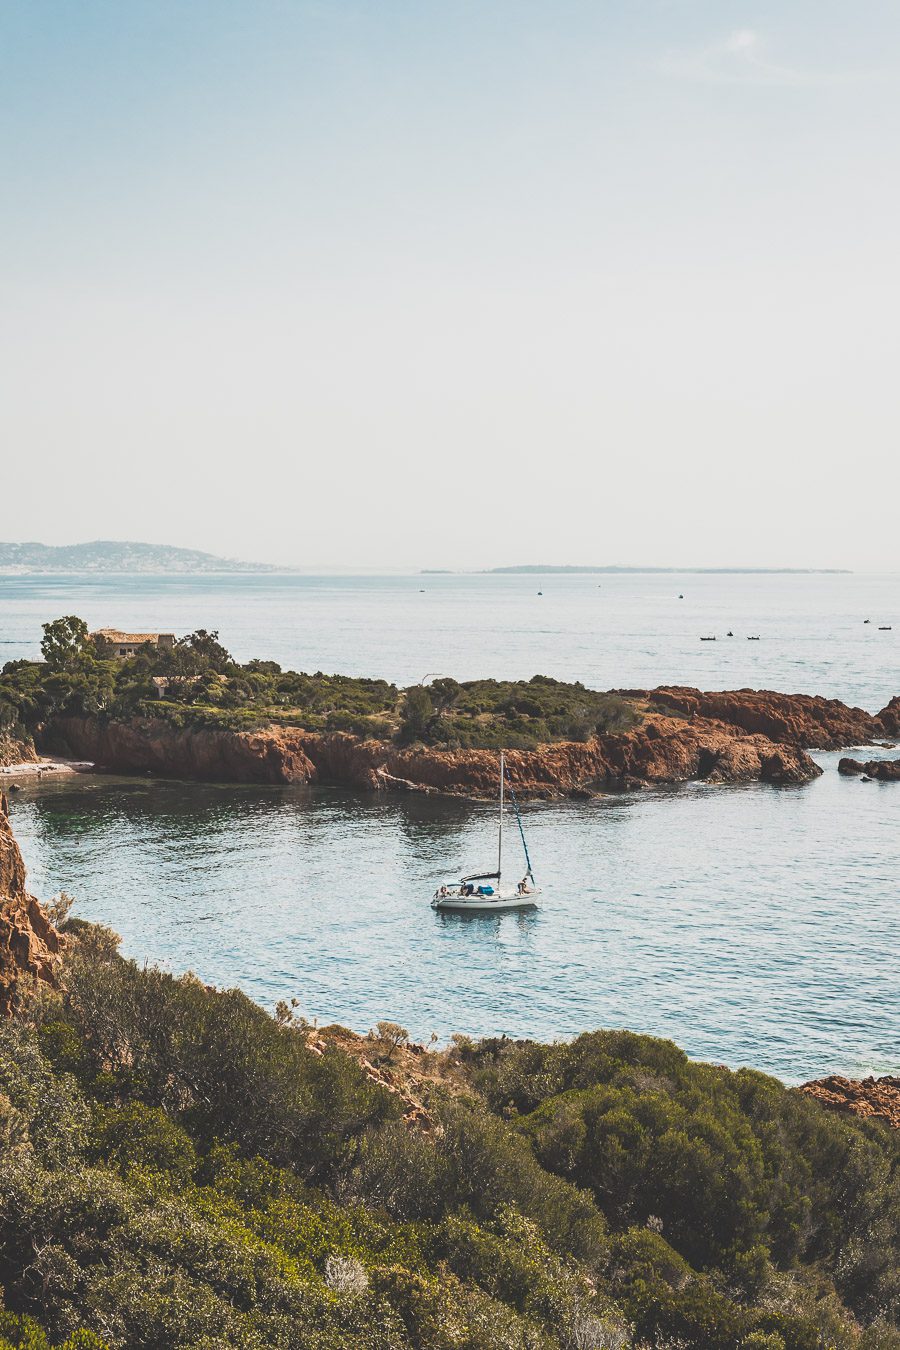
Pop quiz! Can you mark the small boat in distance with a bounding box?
[432,752,540,912]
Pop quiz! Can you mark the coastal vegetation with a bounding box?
[0,617,636,751]
[0,917,897,1349]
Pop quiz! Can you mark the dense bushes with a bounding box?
[0,926,896,1348]
[1,618,640,752]
[469,1033,900,1340]
[397,676,637,748]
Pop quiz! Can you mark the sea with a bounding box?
[2,570,898,1083]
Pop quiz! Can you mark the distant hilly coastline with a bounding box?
[484,564,851,575]
[0,543,853,576]
[0,540,278,574]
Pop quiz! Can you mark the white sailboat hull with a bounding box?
[431,750,541,914]
[432,888,540,912]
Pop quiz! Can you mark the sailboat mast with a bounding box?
[497,751,504,883]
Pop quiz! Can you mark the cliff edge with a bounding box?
[47,684,898,799]
[0,791,63,1015]
[51,688,826,797]
[0,733,38,769]
[636,686,885,749]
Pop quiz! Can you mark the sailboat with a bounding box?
[431,752,540,912]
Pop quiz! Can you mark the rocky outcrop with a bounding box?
[52,680,900,800]
[0,792,64,1016]
[52,709,820,798]
[0,794,27,900]
[51,682,900,798]
[0,734,37,769]
[876,696,900,737]
[639,687,883,749]
[866,761,900,781]
[838,757,900,781]
[309,1024,478,1131]
[50,717,320,786]
[800,1076,900,1129]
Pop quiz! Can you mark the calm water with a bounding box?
[1,569,898,708]
[2,571,899,1081]
[9,752,900,1085]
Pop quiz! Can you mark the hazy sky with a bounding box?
[2,1,898,569]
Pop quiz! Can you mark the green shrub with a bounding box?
[0,927,892,1347]
[3,618,645,754]
[88,1103,198,1184]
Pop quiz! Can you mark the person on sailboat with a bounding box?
[517,876,531,895]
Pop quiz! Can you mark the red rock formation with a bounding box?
[309,1024,473,1130]
[0,734,38,769]
[642,687,881,749]
[800,1076,900,1129]
[877,696,900,737]
[52,709,820,798]
[838,757,900,781]
[0,792,64,1016]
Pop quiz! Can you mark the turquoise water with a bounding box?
[2,571,899,1081]
[9,751,900,1085]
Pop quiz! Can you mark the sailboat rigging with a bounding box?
[431,752,540,912]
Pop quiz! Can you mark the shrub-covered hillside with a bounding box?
[0,920,897,1350]
[0,616,636,749]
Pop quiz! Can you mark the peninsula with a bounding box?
[2,616,897,795]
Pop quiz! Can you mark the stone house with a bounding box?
[91,629,176,659]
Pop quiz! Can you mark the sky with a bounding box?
[2,0,899,570]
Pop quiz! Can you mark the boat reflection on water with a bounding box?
[432,905,540,930]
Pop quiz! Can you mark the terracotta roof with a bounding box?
[92,629,173,645]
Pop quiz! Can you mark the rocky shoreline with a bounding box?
[45,684,899,798]
[838,755,900,781]
[800,1075,900,1129]
[0,791,64,1016]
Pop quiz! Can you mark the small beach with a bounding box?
[0,757,93,779]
